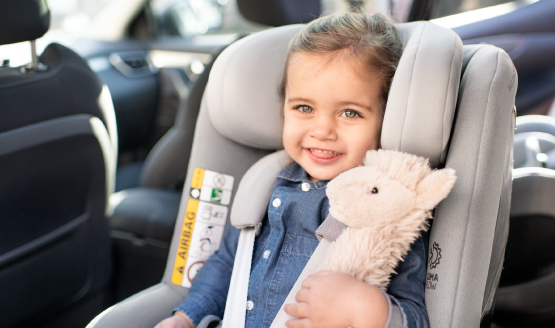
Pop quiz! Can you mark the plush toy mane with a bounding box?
[364,150,432,191]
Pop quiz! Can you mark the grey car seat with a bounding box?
[0,1,116,327]
[87,19,516,328]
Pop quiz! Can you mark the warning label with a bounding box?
[172,168,233,287]
[171,199,199,286]
[189,168,234,205]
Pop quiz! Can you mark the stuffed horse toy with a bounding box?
[321,149,457,290]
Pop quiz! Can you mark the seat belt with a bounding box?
[222,227,256,328]
[222,150,292,328]
[269,216,345,327]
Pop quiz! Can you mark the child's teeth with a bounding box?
[310,149,340,157]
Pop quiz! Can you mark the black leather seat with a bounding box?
[0,1,116,327]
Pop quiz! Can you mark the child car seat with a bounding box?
[87,20,516,328]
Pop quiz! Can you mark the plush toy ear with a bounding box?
[416,168,457,210]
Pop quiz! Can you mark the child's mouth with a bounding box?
[306,148,343,164]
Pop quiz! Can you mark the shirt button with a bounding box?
[263,250,271,259]
[246,300,254,311]
[301,182,311,192]
[272,198,281,208]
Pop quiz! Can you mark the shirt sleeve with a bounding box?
[384,235,430,328]
[173,222,240,326]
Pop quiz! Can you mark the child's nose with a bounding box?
[309,115,337,140]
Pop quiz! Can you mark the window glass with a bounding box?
[151,0,265,37]
[0,0,110,66]
[150,0,412,38]
[432,0,522,19]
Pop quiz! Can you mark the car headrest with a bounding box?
[236,0,320,27]
[207,22,463,168]
[0,0,50,46]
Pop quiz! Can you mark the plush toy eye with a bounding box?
[371,187,378,194]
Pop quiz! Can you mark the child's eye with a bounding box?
[295,105,313,113]
[341,109,360,119]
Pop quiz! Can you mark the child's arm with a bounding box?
[155,222,241,327]
[285,236,429,328]
[284,271,388,328]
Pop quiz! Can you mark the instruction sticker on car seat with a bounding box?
[171,168,233,288]
[189,168,234,205]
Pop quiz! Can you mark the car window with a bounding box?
[151,0,267,38]
[431,0,538,28]
[432,0,514,18]
[431,0,537,20]
[0,0,111,66]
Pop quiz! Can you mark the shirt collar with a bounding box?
[276,162,329,189]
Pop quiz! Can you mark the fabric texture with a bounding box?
[176,163,429,328]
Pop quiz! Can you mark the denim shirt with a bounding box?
[176,163,430,328]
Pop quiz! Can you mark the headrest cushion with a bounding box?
[207,21,462,168]
[0,0,50,45]
[237,0,320,27]
[382,22,463,167]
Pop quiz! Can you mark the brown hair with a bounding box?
[281,12,403,111]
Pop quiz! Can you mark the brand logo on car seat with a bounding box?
[429,242,442,269]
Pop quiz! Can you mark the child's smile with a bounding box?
[283,51,384,181]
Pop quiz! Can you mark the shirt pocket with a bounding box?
[282,233,320,258]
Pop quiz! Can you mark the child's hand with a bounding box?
[283,271,388,328]
[154,311,195,328]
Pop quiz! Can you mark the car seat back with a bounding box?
[0,1,116,326]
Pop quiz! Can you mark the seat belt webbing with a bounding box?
[270,238,333,328]
[222,227,256,328]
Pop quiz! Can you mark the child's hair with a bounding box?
[281,12,403,111]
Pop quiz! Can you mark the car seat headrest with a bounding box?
[236,0,320,27]
[0,0,50,46]
[207,22,463,168]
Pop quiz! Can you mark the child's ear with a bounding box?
[416,168,457,210]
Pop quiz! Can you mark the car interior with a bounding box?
[1,0,555,327]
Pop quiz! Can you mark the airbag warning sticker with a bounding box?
[171,168,234,288]
[190,168,234,205]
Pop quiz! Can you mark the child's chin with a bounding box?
[306,169,340,182]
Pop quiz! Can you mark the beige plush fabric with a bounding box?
[322,150,457,290]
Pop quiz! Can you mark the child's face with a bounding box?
[283,52,384,181]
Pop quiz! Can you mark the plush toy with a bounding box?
[320,149,457,290]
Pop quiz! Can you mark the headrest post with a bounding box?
[30,40,38,70]
[20,40,48,74]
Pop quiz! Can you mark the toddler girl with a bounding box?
[156,12,428,328]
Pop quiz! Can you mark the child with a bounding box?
[156,12,429,328]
